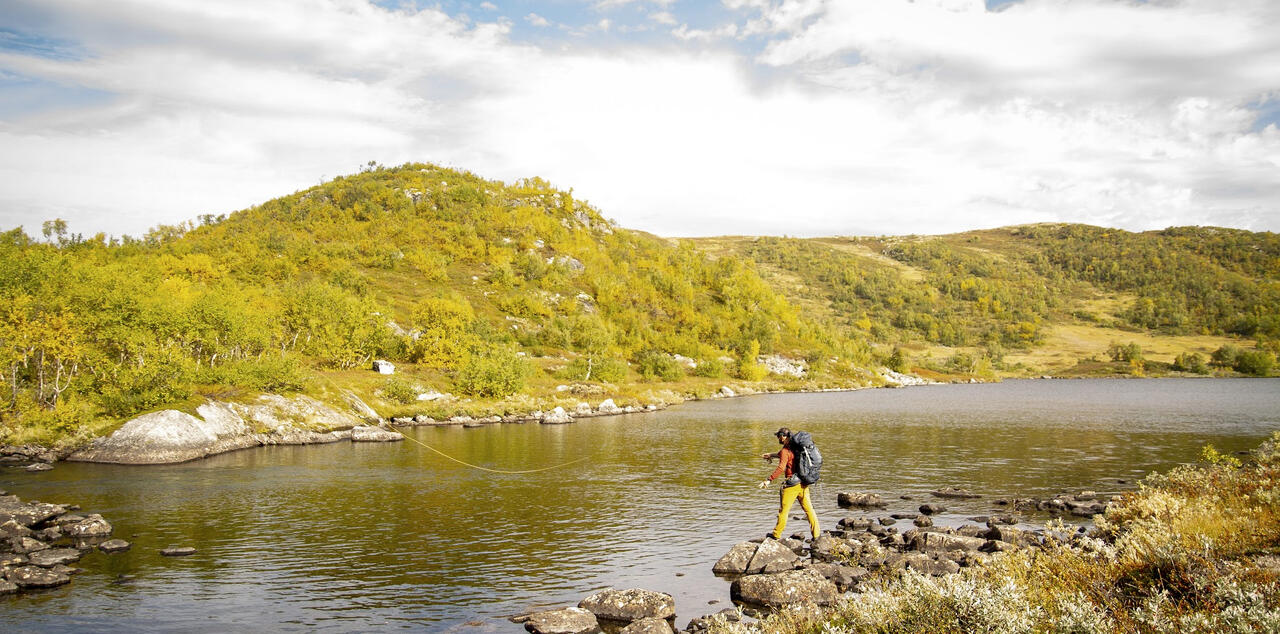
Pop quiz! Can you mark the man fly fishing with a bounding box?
[757,427,821,541]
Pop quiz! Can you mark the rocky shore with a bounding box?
[514,486,1115,634]
[0,492,123,595]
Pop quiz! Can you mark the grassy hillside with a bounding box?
[694,225,1279,379]
[0,164,871,446]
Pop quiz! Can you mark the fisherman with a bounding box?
[757,427,820,540]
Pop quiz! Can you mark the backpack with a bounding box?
[791,431,822,485]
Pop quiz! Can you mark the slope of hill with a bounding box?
[696,225,1279,379]
[0,164,872,446]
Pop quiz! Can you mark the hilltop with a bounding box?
[1,164,1276,447]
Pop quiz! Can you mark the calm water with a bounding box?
[3,378,1279,632]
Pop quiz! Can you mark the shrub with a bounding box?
[380,376,420,405]
[635,350,685,382]
[1172,352,1210,375]
[692,357,725,378]
[455,347,528,397]
[1211,344,1241,367]
[1234,350,1274,376]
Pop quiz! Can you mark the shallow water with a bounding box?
[3,378,1278,632]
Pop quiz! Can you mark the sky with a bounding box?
[0,0,1278,239]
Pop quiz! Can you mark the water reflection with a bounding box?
[2,378,1278,632]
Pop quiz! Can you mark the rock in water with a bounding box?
[744,539,799,574]
[66,515,113,538]
[98,539,131,553]
[350,425,404,442]
[521,607,601,634]
[27,548,82,568]
[5,565,71,589]
[837,492,887,508]
[712,541,759,575]
[161,547,197,557]
[578,588,676,624]
[541,407,573,425]
[619,617,675,634]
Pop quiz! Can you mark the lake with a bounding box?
[3,378,1278,632]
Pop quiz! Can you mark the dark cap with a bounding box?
[774,427,791,438]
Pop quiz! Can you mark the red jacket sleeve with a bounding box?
[769,447,794,482]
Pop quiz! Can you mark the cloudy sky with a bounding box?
[1,0,1277,239]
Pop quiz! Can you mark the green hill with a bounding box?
[2,164,1276,447]
[0,164,870,445]
[695,225,1278,379]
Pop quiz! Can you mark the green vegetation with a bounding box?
[2,163,1275,447]
[0,163,864,445]
[749,434,1280,634]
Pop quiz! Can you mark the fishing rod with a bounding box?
[385,422,588,474]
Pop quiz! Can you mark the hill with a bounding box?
[2,164,1276,447]
[694,225,1279,379]
[0,163,871,446]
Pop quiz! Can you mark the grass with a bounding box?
[739,434,1280,634]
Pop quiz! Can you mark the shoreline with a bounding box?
[3,374,1273,467]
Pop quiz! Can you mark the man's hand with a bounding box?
[757,479,771,489]
[761,452,777,462]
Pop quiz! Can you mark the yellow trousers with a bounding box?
[772,483,819,539]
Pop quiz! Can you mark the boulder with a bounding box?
[919,503,947,515]
[579,588,675,625]
[597,399,623,415]
[522,607,602,634]
[719,386,735,398]
[887,553,961,576]
[24,463,53,472]
[913,515,933,528]
[806,562,868,592]
[344,390,383,423]
[0,495,67,527]
[99,539,131,553]
[0,579,16,595]
[745,539,800,574]
[837,492,887,508]
[161,547,197,556]
[65,515,112,538]
[5,565,70,589]
[27,548,82,568]
[809,534,841,561]
[68,410,227,464]
[0,519,33,539]
[372,360,395,375]
[838,516,872,531]
[909,532,987,553]
[351,425,404,442]
[712,541,759,575]
[730,568,839,608]
[0,553,28,566]
[618,617,673,634]
[541,407,573,425]
[10,536,49,554]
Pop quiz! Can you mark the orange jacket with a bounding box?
[768,446,795,483]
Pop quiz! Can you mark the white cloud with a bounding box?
[0,0,1277,240]
[525,13,550,27]
[649,11,677,26]
[481,2,498,10]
